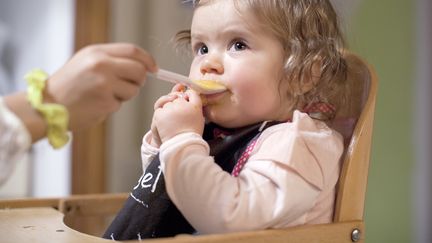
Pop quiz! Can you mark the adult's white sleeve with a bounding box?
[0,98,31,185]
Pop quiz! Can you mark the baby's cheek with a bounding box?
[234,81,262,99]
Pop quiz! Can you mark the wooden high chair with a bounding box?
[0,52,377,243]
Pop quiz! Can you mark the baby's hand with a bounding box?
[153,89,205,143]
[149,93,178,147]
[150,84,185,147]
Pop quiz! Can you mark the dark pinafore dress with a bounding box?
[102,121,277,240]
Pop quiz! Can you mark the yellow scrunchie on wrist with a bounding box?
[25,69,69,149]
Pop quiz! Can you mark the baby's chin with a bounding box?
[204,114,252,129]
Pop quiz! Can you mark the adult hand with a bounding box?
[44,43,158,131]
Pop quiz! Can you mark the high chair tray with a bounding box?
[0,193,364,243]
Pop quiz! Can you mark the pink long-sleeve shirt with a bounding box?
[141,110,344,234]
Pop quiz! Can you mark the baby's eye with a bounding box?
[194,44,209,56]
[229,40,248,51]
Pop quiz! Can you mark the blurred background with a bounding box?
[0,0,430,242]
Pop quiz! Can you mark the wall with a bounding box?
[0,0,74,198]
[414,1,432,242]
[347,1,415,242]
[107,0,193,192]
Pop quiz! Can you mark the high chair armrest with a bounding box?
[0,194,364,242]
[142,221,365,243]
[0,205,364,243]
[59,193,128,216]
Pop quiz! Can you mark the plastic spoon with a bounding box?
[149,69,226,95]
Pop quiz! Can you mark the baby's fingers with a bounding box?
[153,90,189,109]
[185,90,202,107]
[154,94,178,110]
[171,83,187,93]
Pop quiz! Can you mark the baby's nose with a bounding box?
[200,55,224,75]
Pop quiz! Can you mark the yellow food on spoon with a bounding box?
[193,80,226,91]
[149,68,226,94]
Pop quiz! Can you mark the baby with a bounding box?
[104,0,348,240]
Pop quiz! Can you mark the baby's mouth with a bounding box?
[191,79,227,95]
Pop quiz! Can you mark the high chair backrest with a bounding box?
[331,52,378,222]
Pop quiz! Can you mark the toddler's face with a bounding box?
[189,0,293,128]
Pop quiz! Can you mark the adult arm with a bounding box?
[4,43,157,142]
[0,43,157,184]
